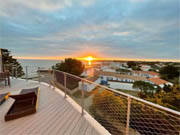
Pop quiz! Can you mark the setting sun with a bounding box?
[84,56,94,65]
[85,56,93,61]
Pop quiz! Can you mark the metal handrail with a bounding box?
[9,66,180,135]
[7,66,180,116]
[54,69,180,116]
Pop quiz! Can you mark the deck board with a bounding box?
[0,79,106,135]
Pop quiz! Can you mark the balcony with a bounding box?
[0,79,109,135]
[0,67,180,135]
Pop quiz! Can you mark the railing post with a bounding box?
[64,73,67,98]
[26,66,28,81]
[38,67,40,83]
[126,97,131,135]
[81,80,84,116]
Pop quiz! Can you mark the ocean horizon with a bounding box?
[17,59,61,75]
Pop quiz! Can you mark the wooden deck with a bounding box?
[0,79,110,135]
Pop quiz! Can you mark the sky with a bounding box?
[0,0,179,61]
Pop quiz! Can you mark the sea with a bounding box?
[17,59,61,75]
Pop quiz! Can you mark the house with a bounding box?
[79,76,101,92]
[147,78,173,88]
[101,68,116,73]
[140,64,151,71]
[132,71,159,78]
[94,70,147,84]
[81,67,95,77]
[111,62,124,68]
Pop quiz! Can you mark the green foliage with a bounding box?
[159,65,180,81]
[133,81,155,96]
[148,68,157,72]
[90,87,180,134]
[127,61,137,68]
[2,49,24,77]
[72,90,91,98]
[146,85,180,111]
[132,65,141,71]
[53,58,84,76]
[163,84,172,92]
[92,90,127,122]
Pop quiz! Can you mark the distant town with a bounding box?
[81,60,178,91]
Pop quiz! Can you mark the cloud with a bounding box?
[129,0,145,2]
[0,0,179,60]
[0,0,96,16]
[113,32,131,36]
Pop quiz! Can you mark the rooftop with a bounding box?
[133,71,159,76]
[94,70,147,81]
[0,79,109,135]
[148,78,169,85]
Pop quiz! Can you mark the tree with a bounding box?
[159,65,180,81]
[163,84,172,92]
[132,65,141,71]
[133,81,155,97]
[52,58,84,76]
[148,68,157,72]
[1,48,24,77]
[127,61,137,68]
[146,84,180,111]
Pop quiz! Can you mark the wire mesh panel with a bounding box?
[54,70,65,91]
[64,73,82,105]
[80,81,128,135]
[130,99,180,135]
[66,73,81,91]
[52,70,180,135]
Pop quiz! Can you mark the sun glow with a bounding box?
[85,56,93,61]
[84,56,94,65]
[14,56,180,63]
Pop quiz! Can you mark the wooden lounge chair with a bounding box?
[5,87,39,121]
[0,92,10,105]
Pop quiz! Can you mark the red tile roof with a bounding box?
[148,78,168,85]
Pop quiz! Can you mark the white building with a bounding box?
[95,70,147,84]
[140,65,151,71]
[79,76,101,92]
[101,68,116,73]
[147,78,173,88]
[132,71,159,78]
[108,82,139,91]
[81,68,95,77]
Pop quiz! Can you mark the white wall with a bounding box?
[102,68,116,73]
[79,78,101,92]
[108,81,139,91]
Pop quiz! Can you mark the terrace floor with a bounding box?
[0,79,109,135]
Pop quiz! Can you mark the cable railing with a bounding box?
[1,65,180,135]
